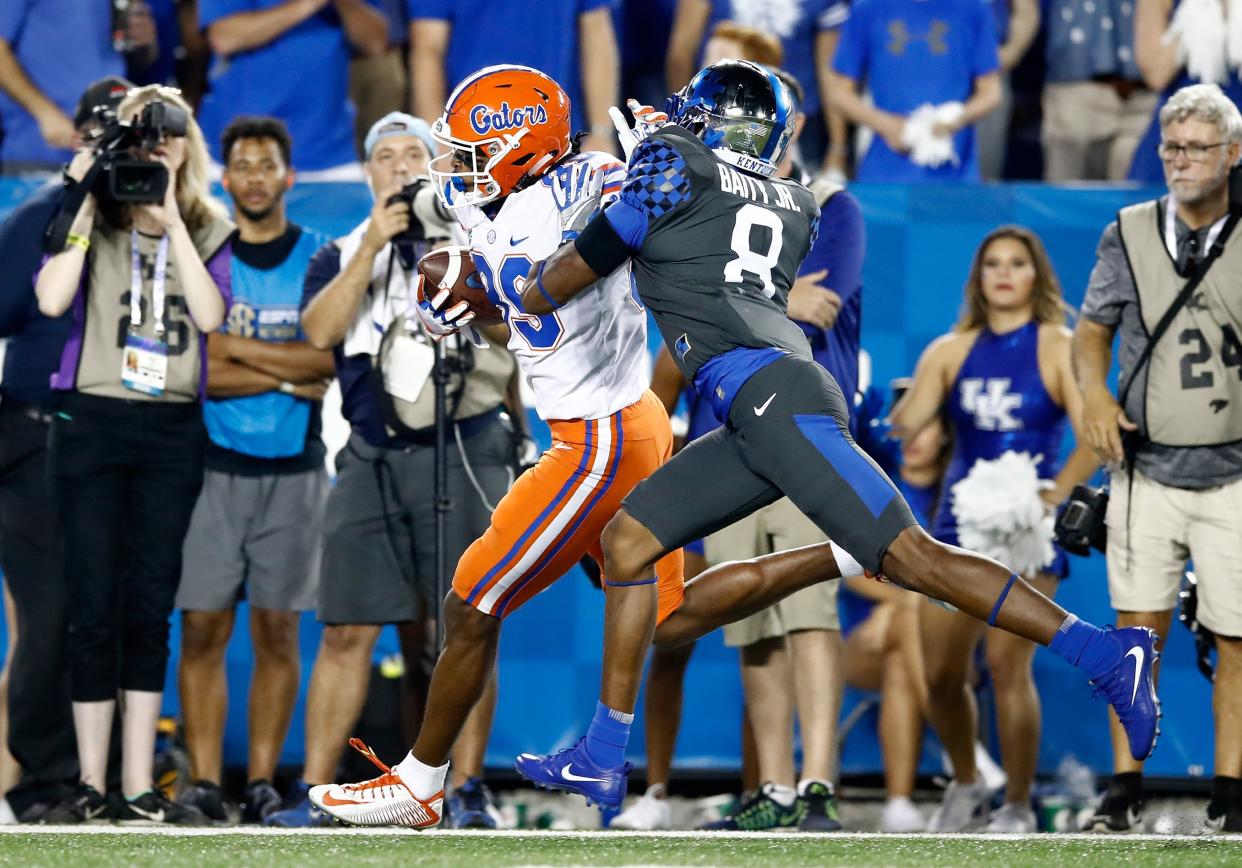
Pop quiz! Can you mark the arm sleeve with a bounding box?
[830,0,869,77]
[970,0,1001,76]
[300,241,343,311]
[407,0,452,20]
[198,0,254,30]
[600,134,695,252]
[820,0,849,29]
[0,0,32,42]
[205,240,233,313]
[1080,222,1132,327]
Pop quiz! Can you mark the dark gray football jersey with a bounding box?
[608,125,821,380]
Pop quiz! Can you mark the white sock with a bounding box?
[394,751,449,801]
[829,541,864,578]
[766,783,797,807]
[797,778,831,797]
[886,796,916,809]
[645,782,667,799]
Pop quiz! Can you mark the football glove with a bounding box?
[412,273,487,348]
[608,98,668,162]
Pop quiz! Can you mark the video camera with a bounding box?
[87,99,188,204]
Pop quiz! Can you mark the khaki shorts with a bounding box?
[1106,468,1242,636]
[705,497,840,647]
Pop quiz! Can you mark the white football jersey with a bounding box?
[453,151,650,421]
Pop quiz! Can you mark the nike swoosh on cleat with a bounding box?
[754,393,776,416]
[560,764,607,783]
[321,791,366,807]
[129,807,164,822]
[1125,645,1144,706]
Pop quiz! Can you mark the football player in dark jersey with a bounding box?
[515,60,1160,809]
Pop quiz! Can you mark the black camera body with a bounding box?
[90,100,189,204]
[1053,483,1109,556]
[386,178,453,245]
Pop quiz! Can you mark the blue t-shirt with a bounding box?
[705,0,846,117]
[0,0,123,167]
[832,0,999,181]
[408,0,615,135]
[128,0,181,87]
[198,0,361,171]
[204,224,330,470]
[798,188,864,422]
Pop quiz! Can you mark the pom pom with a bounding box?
[901,102,964,168]
[950,450,1055,576]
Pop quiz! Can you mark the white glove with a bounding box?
[412,274,487,348]
[608,98,668,162]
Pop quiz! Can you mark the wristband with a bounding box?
[279,381,296,395]
[535,261,562,310]
[65,233,91,252]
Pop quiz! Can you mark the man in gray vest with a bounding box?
[263,113,519,828]
[1074,83,1242,835]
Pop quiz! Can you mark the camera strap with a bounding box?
[130,230,169,337]
[44,161,105,254]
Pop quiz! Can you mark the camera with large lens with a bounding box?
[1053,482,1109,556]
[89,99,189,204]
[386,178,454,244]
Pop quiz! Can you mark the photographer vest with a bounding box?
[72,217,234,402]
[1118,200,1242,447]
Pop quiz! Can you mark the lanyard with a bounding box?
[130,231,170,337]
[1164,196,1228,262]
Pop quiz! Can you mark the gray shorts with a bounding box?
[624,354,916,574]
[178,468,328,612]
[318,420,513,625]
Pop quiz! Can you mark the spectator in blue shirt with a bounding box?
[198,0,388,176]
[0,1,146,171]
[1042,0,1155,181]
[408,0,620,154]
[828,0,1002,182]
[665,0,850,178]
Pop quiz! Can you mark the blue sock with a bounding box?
[584,701,633,769]
[1049,615,1121,679]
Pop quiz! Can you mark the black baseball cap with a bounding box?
[73,76,134,129]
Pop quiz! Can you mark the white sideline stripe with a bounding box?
[476,418,612,614]
[0,827,1230,842]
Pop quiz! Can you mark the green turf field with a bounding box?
[2,830,1241,867]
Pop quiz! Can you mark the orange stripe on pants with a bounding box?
[454,390,684,620]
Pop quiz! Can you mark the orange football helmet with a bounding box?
[429,64,572,209]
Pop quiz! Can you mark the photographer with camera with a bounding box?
[34,84,234,826]
[264,113,518,828]
[0,76,132,825]
[1073,83,1242,834]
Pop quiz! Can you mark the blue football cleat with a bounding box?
[1090,626,1162,761]
[514,737,630,809]
[445,777,501,829]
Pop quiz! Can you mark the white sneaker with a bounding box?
[940,744,1008,796]
[611,785,672,830]
[880,797,925,832]
[927,780,989,832]
[974,743,1008,795]
[986,801,1037,833]
[308,740,443,829]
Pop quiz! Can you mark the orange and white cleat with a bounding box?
[308,739,443,828]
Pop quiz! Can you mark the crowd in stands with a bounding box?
[2,0,1241,183]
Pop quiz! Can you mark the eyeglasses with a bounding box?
[1157,141,1229,162]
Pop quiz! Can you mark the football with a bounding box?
[416,245,504,326]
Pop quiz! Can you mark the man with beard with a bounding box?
[174,116,336,824]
